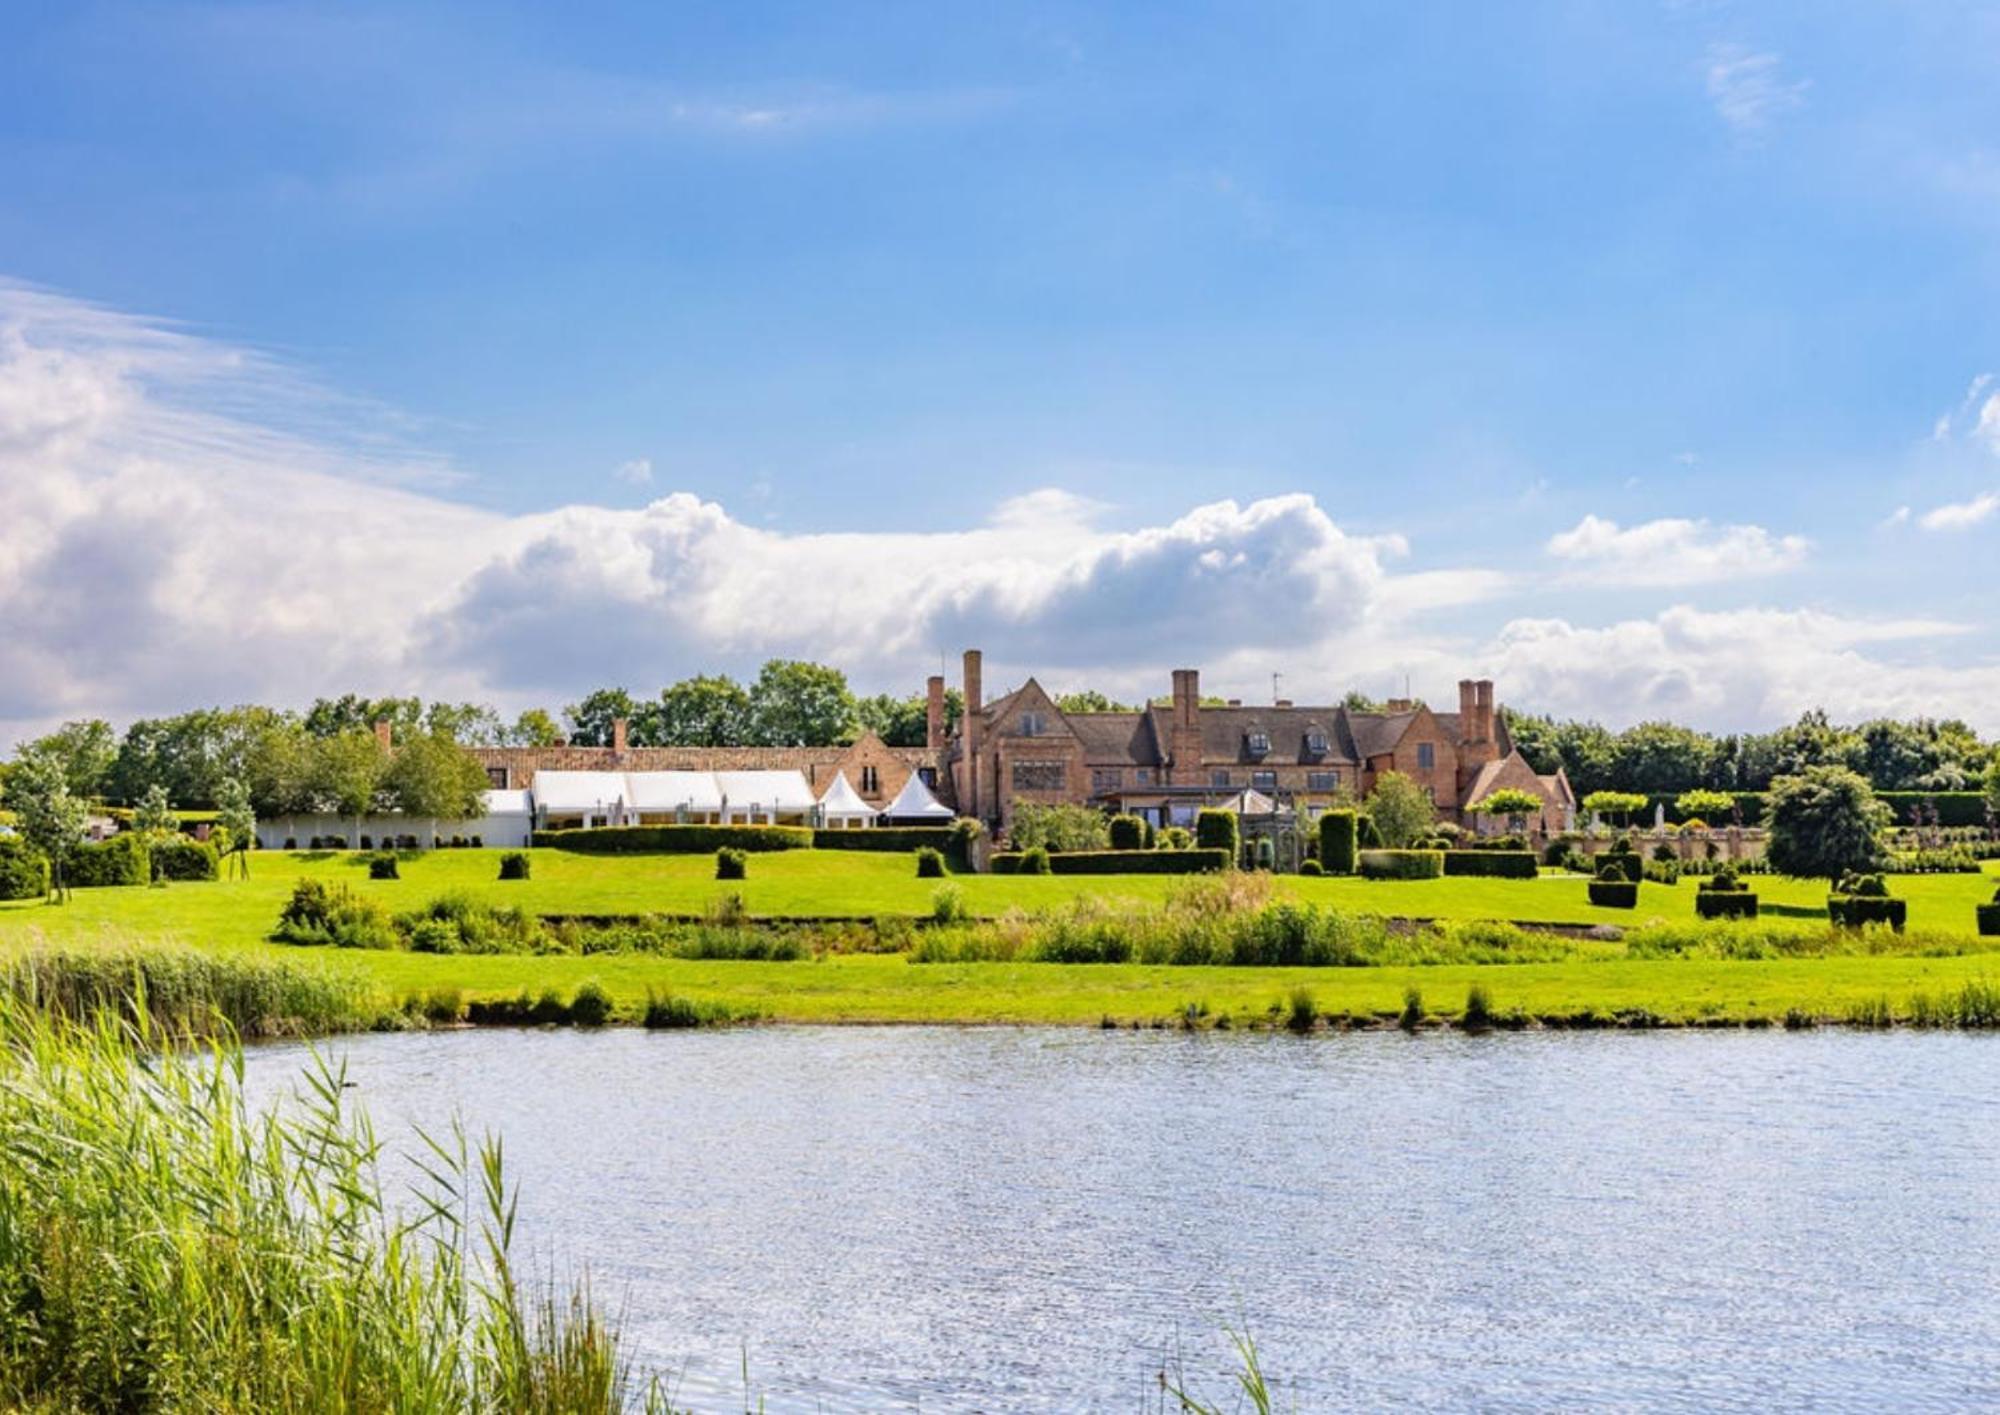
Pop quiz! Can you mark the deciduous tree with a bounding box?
[1765,766,1888,880]
[1365,770,1436,848]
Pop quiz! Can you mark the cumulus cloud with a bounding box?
[1917,492,2000,532]
[613,457,653,486]
[1704,44,1808,134]
[1545,514,1808,585]
[0,283,1469,741]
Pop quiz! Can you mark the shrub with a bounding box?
[533,825,811,854]
[0,838,49,902]
[1827,880,1907,931]
[715,847,747,881]
[1318,810,1358,875]
[1357,813,1384,849]
[1695,889,1759,920]
[1461,984,1493,1032]
[69,834,151,889]
[1194,809,1240,859]
[930,883,969,925]
[1297,858,1325,877]
[1157,826,1193,851]
[990,848,1228,875]
[497,851,531,881]
[1643,860,1681,886]
[915,846,946,878]
[1588,878,1640,909]
[1767,767,1890,880]
[641,991,706,1029]
[1441,850,1537,880]
[1544,836,1580,869]
[1107,814,1145,850]
[1596,847,1643,884]
[529,988,571,1025]
[1284,987,1317,1033]
[1007,800,1110,853]
[1651,843,1678,863]
[272,879,398,949]
[1357,849,1444,881]
[1398,986,1424,1030]
[569,981,613,1027]
[150,837,219,882]
[367,853,400,881]
[1978,889,2000,938]
[813,827,957,855]
[1020,846,1051,875]
[1253,838,1275,872]
[407,918,461,954]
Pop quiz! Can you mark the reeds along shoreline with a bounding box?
[0,988,678,1411]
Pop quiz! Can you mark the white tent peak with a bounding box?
[818,771,878,824]
[880,773,953,821]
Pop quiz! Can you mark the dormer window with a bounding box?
[1304,730,1328,757]
[1245,730,1271,758]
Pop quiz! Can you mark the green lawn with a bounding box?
[3,848,1997,1025]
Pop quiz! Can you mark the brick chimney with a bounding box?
[611,716,629,755]
[1169,668,1204,784]
[1457,679,1498,773]
[373,719,392,751]
[926,675,946,753]
[962,650,983,819]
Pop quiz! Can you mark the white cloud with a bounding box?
[1917,491,2000,531]
[613,457,653,486]
[1704,44,1808,134]
[1545,514,1808,585]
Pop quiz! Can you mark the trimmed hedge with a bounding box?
[1441,850,1538,880]
[811,827,956,853]
[1977,903,2000,937]
[715,848,748,881]
[534,825,812,854]
[1595,848,1643,884]
[1194,809,1239,859]
[1357,849,1444,881]
[990,848,1230,876]
[1878,792,1988,828]
[69,834,150,889]
[915,847,946,878]
[367,853,400,881]
[1588,879,1639,908]
[150,837,219,882]
[1298,859,1324,877]
[1108,815,1145,850]
[498,851,531,881]
[1695,890,1759,919]
[1828,895,1907,931]
[1319,810,1358,876]
[0,839,48,901]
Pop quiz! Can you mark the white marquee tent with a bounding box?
[878,772,953,823]
[817,771,878,828]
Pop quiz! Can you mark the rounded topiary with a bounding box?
[1107,814,1145,851]
[368,853,399,881]
[1298,858,1325,877]
[915,846,946,878]
[1020,846,1052,876]
[715,847,748,881]
[498,851,531,881]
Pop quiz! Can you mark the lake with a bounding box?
[244,1026,2000,1411]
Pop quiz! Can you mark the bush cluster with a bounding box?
[150,837,219,882]
[0,839,50,901]
[69,835,150,889]
[1357,849,1445,881]
[533,825,812,854]
[367,854,400,881]
[914,846,946,878]
[272,879,398,949]
[714,847,748,881]
[1440,850,1538,880]
[989,848,1229,875]
[497,851,531,880]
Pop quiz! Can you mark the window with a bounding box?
[1134,768,1154,786]
[1416,742,1436,771]
[1012,761,1065,792]
[1307,770,1338,792]
[861,766,880,794]
[1245,730,1271,758]
[1091,768,1121,794]
[1019,711,1047,737]
[1304,730,1329,757]
[485,766,509,789]
[1251,770,1277,791]
[1210,770,1233,788]
[918,766,937,788]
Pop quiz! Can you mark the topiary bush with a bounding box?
[69,834,150,889]
[367,853,400,881]
[150,837,219,882]
[1596,842,1643,884]
[535,825,812,854]
[989,848,1226,875]
[0,838,49,902]
[1157,826,1193,851]
[1357,814,1384,849]
[1318,810,1358,876]
[915,846,946,878]
[1828,873,1905,931]
[1587,876,1640,909]
[1977,886,2000,938]
[1020,846,1052,875]
[1194,809,1239,860]
[1297,858,1325,877]
[497,851,531,881]
[1357,849,1444,881]
[1107,814,1145,851]
[1441,850,1537,880]
[715,847,748,881]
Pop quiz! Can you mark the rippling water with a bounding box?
[243,1027,2000,1411]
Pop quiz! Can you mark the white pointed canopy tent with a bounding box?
[878,772,954,823]
[816,771,879,829]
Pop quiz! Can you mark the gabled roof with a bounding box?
[1067,711,1162,766]
[817,771,877,820]
[880,772,954,820]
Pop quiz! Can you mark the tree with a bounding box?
[1054,689,1133,714]
[215,776,256,879]
[747,660,855,747]
[1582,790,1649,827]
[505,709,565,748]
[1765,767,1888,880]
[1006,801,1110,853]
[422,701,505,745]
[1364,770,1435,848]
[1470,787,1543,836]
[1674,788,1736,824]
[18,720,117,800]
[1609,721,1722,795]
[644,675,753,746]
[382,732,490,843]
[563,688,638,748]
[310,730,387,839]
[133,783,179,836]
[10,754,88,903]
[305,694,422,741]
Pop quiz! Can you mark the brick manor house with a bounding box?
[471,649,1574,837]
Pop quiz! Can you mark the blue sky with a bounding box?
[3,1,2000,740]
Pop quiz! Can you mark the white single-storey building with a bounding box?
[529,769,824,830]
[256,789,535,851]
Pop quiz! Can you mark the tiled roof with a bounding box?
[1066,711,1162,765]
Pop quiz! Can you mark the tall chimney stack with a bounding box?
[611,716,629,755]
[926,675,946,753]
[373,719,393,752]
[1476,680,1494,743]
[1459,680,1479,737]
[962,650,984,819]
[1169,668,1204,784]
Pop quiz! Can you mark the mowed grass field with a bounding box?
[3,847,1998,1024]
